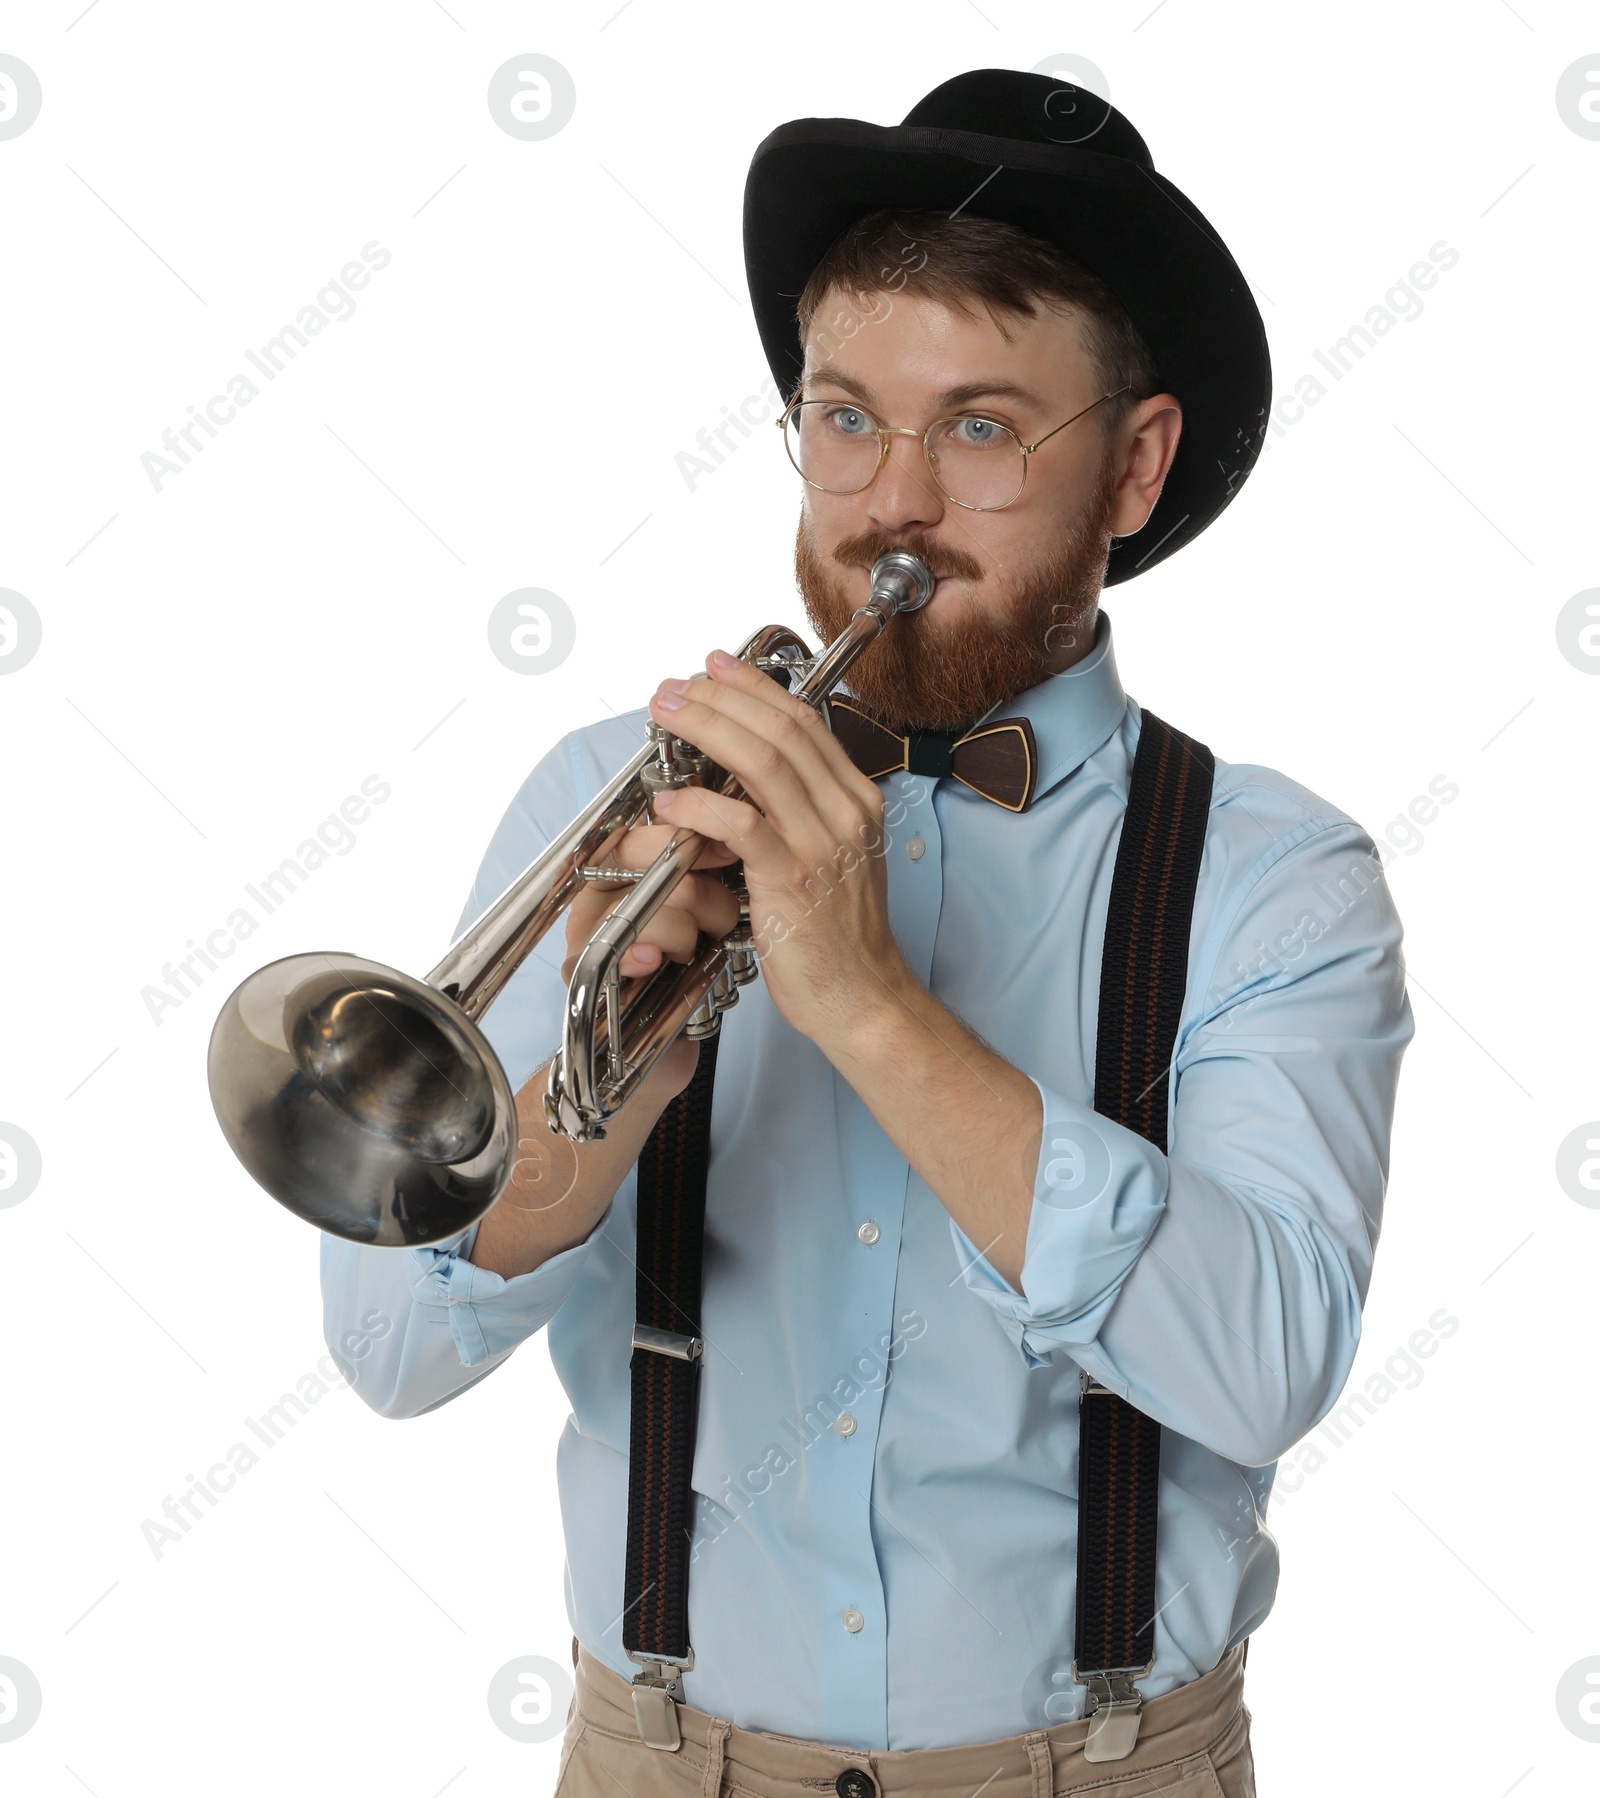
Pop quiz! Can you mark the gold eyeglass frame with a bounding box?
[777,382,1133,512]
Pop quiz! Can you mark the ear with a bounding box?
[1108,395,1182,539]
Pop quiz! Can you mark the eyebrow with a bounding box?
[804,369,1044,416]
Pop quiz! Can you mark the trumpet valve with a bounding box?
[721,891,760,986]
[710,961,741,1013]
[641,720,715,794]
[683,985,724,1040]
[726,943,760,986]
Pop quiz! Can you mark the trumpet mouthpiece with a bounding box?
[868,551,934,616]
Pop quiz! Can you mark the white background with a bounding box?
[1,3,1595,1793]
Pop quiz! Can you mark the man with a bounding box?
[323,70,1411,1796]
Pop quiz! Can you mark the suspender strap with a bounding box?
[1091,709,1214,1157]
[1073,1389,1163,1673]
[1075,708,1213,1758]
[613,707,1212,1753]
[622,1029,721,1748]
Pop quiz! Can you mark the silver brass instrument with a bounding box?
[207,552,933,1247]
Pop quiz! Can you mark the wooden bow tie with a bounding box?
[827,697,1038,813]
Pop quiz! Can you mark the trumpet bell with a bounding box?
[207,952,517,1247]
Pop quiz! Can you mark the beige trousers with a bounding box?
[553,1637,1255,1798]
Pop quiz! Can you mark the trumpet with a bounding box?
[207,552,933,1248]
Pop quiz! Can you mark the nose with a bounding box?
[866,428,945,535]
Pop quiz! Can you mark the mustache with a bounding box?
[829,530,985,585]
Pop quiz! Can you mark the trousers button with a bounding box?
[835,1769,877,1798]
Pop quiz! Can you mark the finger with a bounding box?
[572,861,738,927]
[589,871,742,976]
[564,881,670,977]
[591,820,737,882]
[651,787,786,879]
[622,903,699,970]
[649,677,855,839]
[702,648,886,811]
[632,871,741,958]
[631,818,738,871]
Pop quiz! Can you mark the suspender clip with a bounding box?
[1073,1664,1149,1763]
[632,1324,703,1361]
[627,1647,694,1751]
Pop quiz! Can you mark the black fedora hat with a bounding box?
[743,68,1271,587]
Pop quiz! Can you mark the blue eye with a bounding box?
[952,416,1004,446]
[826,407,873,437]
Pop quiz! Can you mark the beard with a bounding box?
[793,449,1120,734]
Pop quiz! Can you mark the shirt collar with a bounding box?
[981,606,1128,803]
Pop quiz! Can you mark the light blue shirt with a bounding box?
[321,607,1412,1749]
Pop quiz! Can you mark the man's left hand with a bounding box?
[647,647,910,1047]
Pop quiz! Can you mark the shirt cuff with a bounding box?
[408,1216,602,1367]
[948,1077,1170,1368]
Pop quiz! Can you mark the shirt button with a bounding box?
[835,1412,858,1437]
[841,1607,864,1633]
[835,1770,877,1798]
[856,1220,880,1246]
[907,836,926,861]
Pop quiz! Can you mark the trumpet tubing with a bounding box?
[206,552,933,1246]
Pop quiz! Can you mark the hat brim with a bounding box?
[744,119,1271,586]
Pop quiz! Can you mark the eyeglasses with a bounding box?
[777,383,1132,512]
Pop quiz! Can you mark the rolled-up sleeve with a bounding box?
[408,1219,603,1367]
[950,1091,1168,1369]
[951,817,1413,1466]
[320,1213,608,1419]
